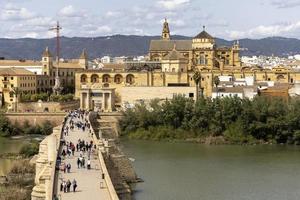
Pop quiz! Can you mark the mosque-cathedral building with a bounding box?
[75,19,300,111]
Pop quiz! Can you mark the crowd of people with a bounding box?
[58,109,94,195]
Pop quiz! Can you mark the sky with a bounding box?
[1,0,300,39]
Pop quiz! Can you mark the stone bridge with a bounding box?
[31,113,119,200]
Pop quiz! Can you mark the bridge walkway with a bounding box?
[55,115,111,200]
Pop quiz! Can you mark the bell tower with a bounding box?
[79,49,88,69]
[162,18,170,40]
[41,47,53,76]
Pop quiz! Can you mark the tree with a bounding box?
[12,87,21,112]
[213,76,220,97]
[193,71,201,101]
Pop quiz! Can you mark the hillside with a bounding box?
[1,35,300,60]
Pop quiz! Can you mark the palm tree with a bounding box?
[193,71,201,101]
[12,87,21,112]
[214,76,220,97]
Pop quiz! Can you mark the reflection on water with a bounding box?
[121,140,300,200]
[0,137,27,176]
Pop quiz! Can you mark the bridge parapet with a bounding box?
[31,120,65,200]
[88,113,119,200]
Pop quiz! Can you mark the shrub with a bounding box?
[19,142,39,158]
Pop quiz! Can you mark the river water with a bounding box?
[0,137,27,176]
[121,140,300,200]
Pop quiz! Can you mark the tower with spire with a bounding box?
[79,49,88,69]
[162,18,170,40]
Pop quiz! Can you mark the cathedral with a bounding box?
[75,19,300,111]
[149,19,241,71]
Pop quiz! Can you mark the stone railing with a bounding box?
[31,117,66,200]
[88,113,119,200]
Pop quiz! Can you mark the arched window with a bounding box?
[80,74,87,83]
[198,55,207,65]
[114,74,123,84]
[277,75,285,82]
[91,74,99,83]
[102,74,111,83]
[126,74,135,85]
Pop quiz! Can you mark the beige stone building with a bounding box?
[0,68,37,110]
[75,19,300,111]
[0,48,88,94]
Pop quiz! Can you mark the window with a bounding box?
[11,84,14,88]
[10,92,14,98]
[291,78,294,83]
[198,55,207,65]
[44,72,47,75]
[4,84,7,88]
[268,78,271,81]
[189,93,194,98]
[10,77,13,80]
[44,58,47,61]
[4,77,7,81]
[44,65,47,68]
[81,74,87,83]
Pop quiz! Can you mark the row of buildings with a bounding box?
[1,19,300,112]
[0,48,88,110]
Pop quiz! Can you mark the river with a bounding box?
[121,140,300,200]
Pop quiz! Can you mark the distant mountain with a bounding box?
[1,35,300,60]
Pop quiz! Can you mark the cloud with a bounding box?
[156,0,190,10]
[0,3,36,21]
[58,5,86,18]
[227,21,300,39]
[270,0,300,8]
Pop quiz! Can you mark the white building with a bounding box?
[100,56,112,64]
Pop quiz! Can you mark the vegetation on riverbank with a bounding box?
[0,160,35,200]
[0,113,53,137]
[20,92,74,102]
[120,96,300,145]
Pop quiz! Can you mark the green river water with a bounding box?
[121,140,300,200]
[1,138,300,199]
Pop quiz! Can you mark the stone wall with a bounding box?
[5,113,67,126]
[31,125,64,200]
[119,86,196,104]
[16,100,79,113]
[90,113,137,200]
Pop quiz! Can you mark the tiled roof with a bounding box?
[0,67,35,75]
[163,48,185,60]
[53,61,83,69]
[194,31,214,39]
[213,87,244,93]
[149,40,192,51]
[0,60,42,66]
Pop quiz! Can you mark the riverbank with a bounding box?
[0,159,35,200]
[120,96,300,145]
[122,126,273,145]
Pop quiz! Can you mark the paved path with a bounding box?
[55,116,111,200]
